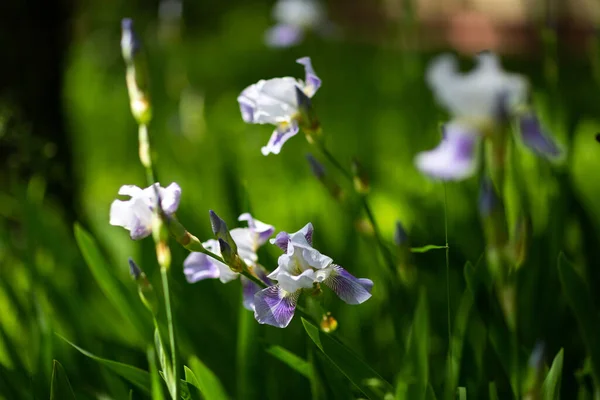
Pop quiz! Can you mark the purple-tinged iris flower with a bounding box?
[110,183,181,240]
[254,223,373,328]
[237,57,321,156]
[416,52,561,181]
[265,0,328,48]
[183,213,275,311]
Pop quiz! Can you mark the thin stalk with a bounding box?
[160,267,178,399]
[443,183,453,385]
[316,142,396,273]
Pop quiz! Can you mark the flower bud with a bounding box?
[510,214,530,268]
[127,258,159,315]
[306,153,325,180]
[218,238,243,273]
[121,18,152,125]
[351,158,370,194]
[128,258,142,280]
[295,86,321,140]
[320,312,338,333]
[209,210,238,254]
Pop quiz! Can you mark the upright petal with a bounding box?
[159,182,182,215]
[415,122,480,181]
[238,213,275,246]
[118,184,144,197]
[518,113,561,159]
[426,53,528,120]
[183,252,222,283]
[271,231,290,252]
[296,57,321,97]
[230,228,258,265]
[323,265,373,305]
[265,24,304,48]
[261,122,299,155]
[238,78,301,126]
[254,286,299,328]
[299,222,314,245]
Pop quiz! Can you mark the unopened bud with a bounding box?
[295,87,321,140]
[306,153,325,180]
[121,18,152,124]
[218,238,243,273]
[127,258,158,315]
[351,158,370,194]
[156,241,171,270]
[128,258,142,280]
[121,19,141,64]
[209,210,238,254]
[510,214,530,268]
[394,222,409,247]
[320,312,338,333]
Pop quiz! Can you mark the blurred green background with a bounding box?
[2,0,600,398]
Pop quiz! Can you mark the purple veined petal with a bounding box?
[254,286,300,328]
[183,252,221,283]
[160,182,182,215]
[296,57,321,97]
[518,113,561,159]
[265,23,304,48]
[241,265,273,311]
[415,122,480,181]
[261,121,300,156]
[323,265,373,305]
[238,213,275,246]
[299,222,313,245]
[270,231,290,252]
[129,218,153,240]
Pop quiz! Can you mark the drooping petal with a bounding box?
[241,266,272,311]
[254,286,300,328]
[415,122,480,181]
[427,52,528,120]
[261,121,299,155]
[518,113,561,159]
[323,265,373,305]
[109,197,153,240]
[238,213,275,246]
[296,57,321,97]
[183,252,221,283]
[159,182,182,215]
[238,78,301,126]
[265,24,304,48]
[273,269,317,292]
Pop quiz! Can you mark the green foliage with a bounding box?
[542,349,564,400]
[50,360,76,400]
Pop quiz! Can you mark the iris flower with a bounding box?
[110,183,181,240]
[183,213,275,311]
[416,52,561,180]
[238,57,321,155]
[254,223,373,328]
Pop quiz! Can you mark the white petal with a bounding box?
[427,53,528,120]
[238,78,301,125]
[230,228,258,265]
[159,182,182,215]
[118,185,144,197]
[273,0,325,29]
[275,269,316,292]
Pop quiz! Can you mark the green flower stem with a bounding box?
[135,122,179,400]
[315,142,397,273]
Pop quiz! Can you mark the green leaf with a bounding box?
[183,367,203,400]
[541,348,564,400]
[266,345,312,379]
[147,347,165,400]
[188,355,229,400]
[410,245,447,253]
[236,305,260,400]
[50,360,76,400]
[457,387,467,400]
[489,382,499,400]
[558,253,600,386]
[59,335,151,394]
[445,283,474,399]
[73,223,148,339]
[302,318,393,399]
